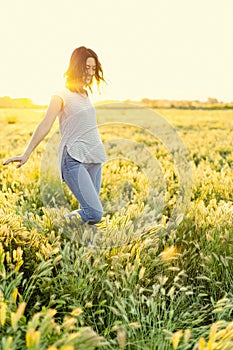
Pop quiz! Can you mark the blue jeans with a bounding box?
[61,146,103,224]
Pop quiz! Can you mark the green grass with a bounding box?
[0,107,233,349]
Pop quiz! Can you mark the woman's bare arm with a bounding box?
[3,95,63,168]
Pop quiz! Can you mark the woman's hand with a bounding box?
[3,95,62,170]
[3,153,29,168]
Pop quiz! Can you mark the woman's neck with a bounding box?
[67,85,88,97]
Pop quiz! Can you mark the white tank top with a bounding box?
[52,88,107,181]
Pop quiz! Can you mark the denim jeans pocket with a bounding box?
[62,148,81,173]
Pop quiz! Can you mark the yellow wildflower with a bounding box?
[63,316,76,330]
[0,301,7,326]
[171,330,183,350]
[138,266,146,280]
[160,246,179,262]
[11,302,26,330]
[26,328,40,349]
[11,288,18,304]
[60,346,74,350]
[198,337,206,350]
[71,307,83,316]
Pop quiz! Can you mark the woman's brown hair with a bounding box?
[64,46,106,94]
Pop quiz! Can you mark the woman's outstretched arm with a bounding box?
[3,95,63,168]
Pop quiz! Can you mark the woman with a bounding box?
[3,46,107,225]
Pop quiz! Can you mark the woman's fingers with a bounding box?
[16,159,26,168]
[3,155,26,167]
[3,157,19,165]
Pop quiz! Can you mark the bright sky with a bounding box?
[1,0,233,104]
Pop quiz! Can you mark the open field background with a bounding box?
[0,107,232,349]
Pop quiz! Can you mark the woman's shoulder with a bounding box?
[51,88,75,107]
[52,87,71,98]
[51,87,92,111]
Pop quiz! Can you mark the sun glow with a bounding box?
[1,0,233,104]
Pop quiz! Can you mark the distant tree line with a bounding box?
[0,96,46,108]
[1,95,232,109]
[138,97,233,109]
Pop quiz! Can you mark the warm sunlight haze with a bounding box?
[0,0,233,104]
[1,1,233,348]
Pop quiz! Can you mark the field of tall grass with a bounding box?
[0,105,232,349]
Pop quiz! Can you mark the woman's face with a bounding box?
[84,57,96,85]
